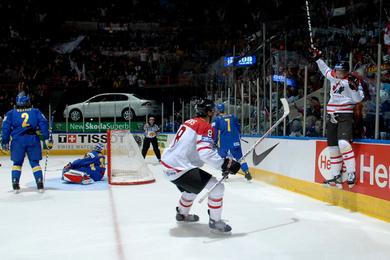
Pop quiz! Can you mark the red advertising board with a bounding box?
[315,140,390,201]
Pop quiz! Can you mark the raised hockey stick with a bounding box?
[305,0,315,49]
[199,98,290,203]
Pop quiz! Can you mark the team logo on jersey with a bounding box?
[252,143,279,166]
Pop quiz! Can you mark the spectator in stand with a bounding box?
[294,96,322,121]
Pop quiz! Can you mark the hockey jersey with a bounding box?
[212,113,241,148]
[1,108,49,143]
[161,117,224,181]
[316,59,364,114]
[69,151,106,181]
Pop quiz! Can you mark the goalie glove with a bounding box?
[309,47,322,61]
[221,158,241,176]
[348,74,360,91]
[45,139,53,150]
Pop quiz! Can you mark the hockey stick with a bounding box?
[43,114,54,183]
[240,138,249,144]
[305,0,315,49]
[199,98,290,203]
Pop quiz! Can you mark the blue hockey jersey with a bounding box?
[69,151,106,181]
[212,113,241,149]
[1,108,49,143]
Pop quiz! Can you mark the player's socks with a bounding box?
[175,207,199,222]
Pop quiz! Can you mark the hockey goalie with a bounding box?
[62,143,106,184]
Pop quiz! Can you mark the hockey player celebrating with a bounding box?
[160,99,241,233]
[62,143,106,184]
[1,91,53,193]
[212,103,252,181]
[311,48,364,188]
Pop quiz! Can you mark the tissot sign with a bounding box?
[57,134,107,144]
[315,140,390,201]
[52,133,169,151]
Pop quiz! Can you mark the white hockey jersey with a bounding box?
[316,59,364,114]
[161,117,224,181]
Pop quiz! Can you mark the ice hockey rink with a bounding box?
[0,155,390,260]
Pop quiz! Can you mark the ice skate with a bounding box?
[244,171,252,181]
[37,182,44,193]
[12,183,20,194]
[209,218,232,234]
[208,210,231,234]
[323,174,342,188]
[176,207,199,223]
[347,172,356,189]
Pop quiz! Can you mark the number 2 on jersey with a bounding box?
[224,118,231,132]
[21,113,30,127]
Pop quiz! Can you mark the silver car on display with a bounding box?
[64,93,160,121]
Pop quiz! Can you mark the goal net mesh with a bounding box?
[107,130,155,185]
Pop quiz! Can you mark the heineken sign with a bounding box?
[54,121,145,132]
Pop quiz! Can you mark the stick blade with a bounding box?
[280,98,290,117]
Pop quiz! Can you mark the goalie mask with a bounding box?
[195,99,215,117]
[93,143,104,153]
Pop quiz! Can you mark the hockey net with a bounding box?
[107,129,155,185]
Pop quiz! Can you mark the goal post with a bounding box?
[107,129,155,185]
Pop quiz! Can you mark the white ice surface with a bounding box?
[0,155,389,260]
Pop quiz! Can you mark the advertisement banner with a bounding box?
[52,133,169,150]
[315,140,390,201]
[53,121,145,132]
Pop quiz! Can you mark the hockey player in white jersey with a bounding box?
[161,99,241,233]
[311,48,364,188]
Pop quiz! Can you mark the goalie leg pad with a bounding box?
[63,170,94,185]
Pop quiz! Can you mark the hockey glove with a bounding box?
[45,139,53,150]
[309,47,322,61]
[221,158,241,175]
[348,74,360,91]
[1,143,9,151]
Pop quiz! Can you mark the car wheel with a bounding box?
[122,108,135,121]
[69,109,82,122]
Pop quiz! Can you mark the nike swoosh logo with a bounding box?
[252,143,279,166]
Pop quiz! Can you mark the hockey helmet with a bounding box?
[334,61,349,72]
[216,103,225,113]
[93,143,104,152]
[195,99,215,117]
[16,91,31,107]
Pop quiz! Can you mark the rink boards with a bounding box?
[1,133,389,222]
